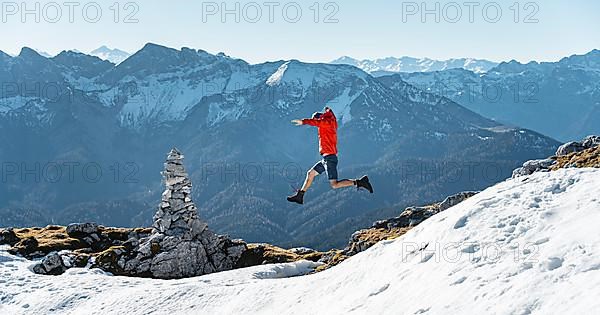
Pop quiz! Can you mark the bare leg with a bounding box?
[301,169,319,192]
[329,179,355,189]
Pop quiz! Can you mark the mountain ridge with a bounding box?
[331,55,499,75]
[390,49,600,141]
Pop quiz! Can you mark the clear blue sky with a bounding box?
[2,0,599,63]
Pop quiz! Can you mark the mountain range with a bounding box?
[0,44,558,249]
[331,56,499,76]
[390,49,600,141]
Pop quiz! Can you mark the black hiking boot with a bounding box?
[356,176,373,193]
[287,190,305,204]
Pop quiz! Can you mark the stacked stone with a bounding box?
[153,148,207,239]
[103,148,248,279]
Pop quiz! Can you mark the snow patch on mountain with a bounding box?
[266,61,290,86]
[325,87,359,124]
[116,75,229,127]
[0,96,41,113]
[207,98,248,126]
[266,61,318,91]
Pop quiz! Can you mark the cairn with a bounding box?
[153,148,207,239]
[93,148,247,279]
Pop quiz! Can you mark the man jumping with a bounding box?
[287,107,373,205]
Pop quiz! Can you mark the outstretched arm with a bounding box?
[291,118,321,126]
[299,118,321,127]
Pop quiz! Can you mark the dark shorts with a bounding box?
[311,154,338,180]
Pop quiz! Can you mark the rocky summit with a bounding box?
[96,148,247,279]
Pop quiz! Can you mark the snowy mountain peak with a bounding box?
[90,45,131,64]
[18,47,45,59]
[332,56,499,75]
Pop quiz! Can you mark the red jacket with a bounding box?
[302,109,338,156]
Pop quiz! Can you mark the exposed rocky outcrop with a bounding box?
[513,135,600,178]
[235,244,323,268]
[66,222,100,237]
[512,159,557,177]
[551,145,600,170]
[3,225,151,261]
[555,135,600,156]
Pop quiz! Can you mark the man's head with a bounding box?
[312,112,323,119]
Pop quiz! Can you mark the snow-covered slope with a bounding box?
[2,168,599,314]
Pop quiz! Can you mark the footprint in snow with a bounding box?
[414,307,431,314]
[533,237,549,245]
[542,257,564,271]
[450,276,467,285]
[544,183,565,194]
[453,215,468,229]
[461,243,480,254]
[420,253,435,263]
[368,283,390,297]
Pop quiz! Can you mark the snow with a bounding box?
[0,96,41,113]
[325,87,359,124]
[266,61,317,91]
[2,168,600,314]
[266,61,290,86]
[89,46,131,65]
[207,98,248,126]
[331,56,499,74]
[116,75,228,127]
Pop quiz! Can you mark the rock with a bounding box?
[32,252,68,275]
[439,191,478,211]
[556,141,585,156]
[289,247,317,255]
[315,250,347,271]
[0,228,19,246]
[582,135,600,148]
[512,159,556,178]
[9,236,40,257]
[72,254,90,268]
[94,246,128,275]
[66,223,99,237]
[555,135,600,156]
